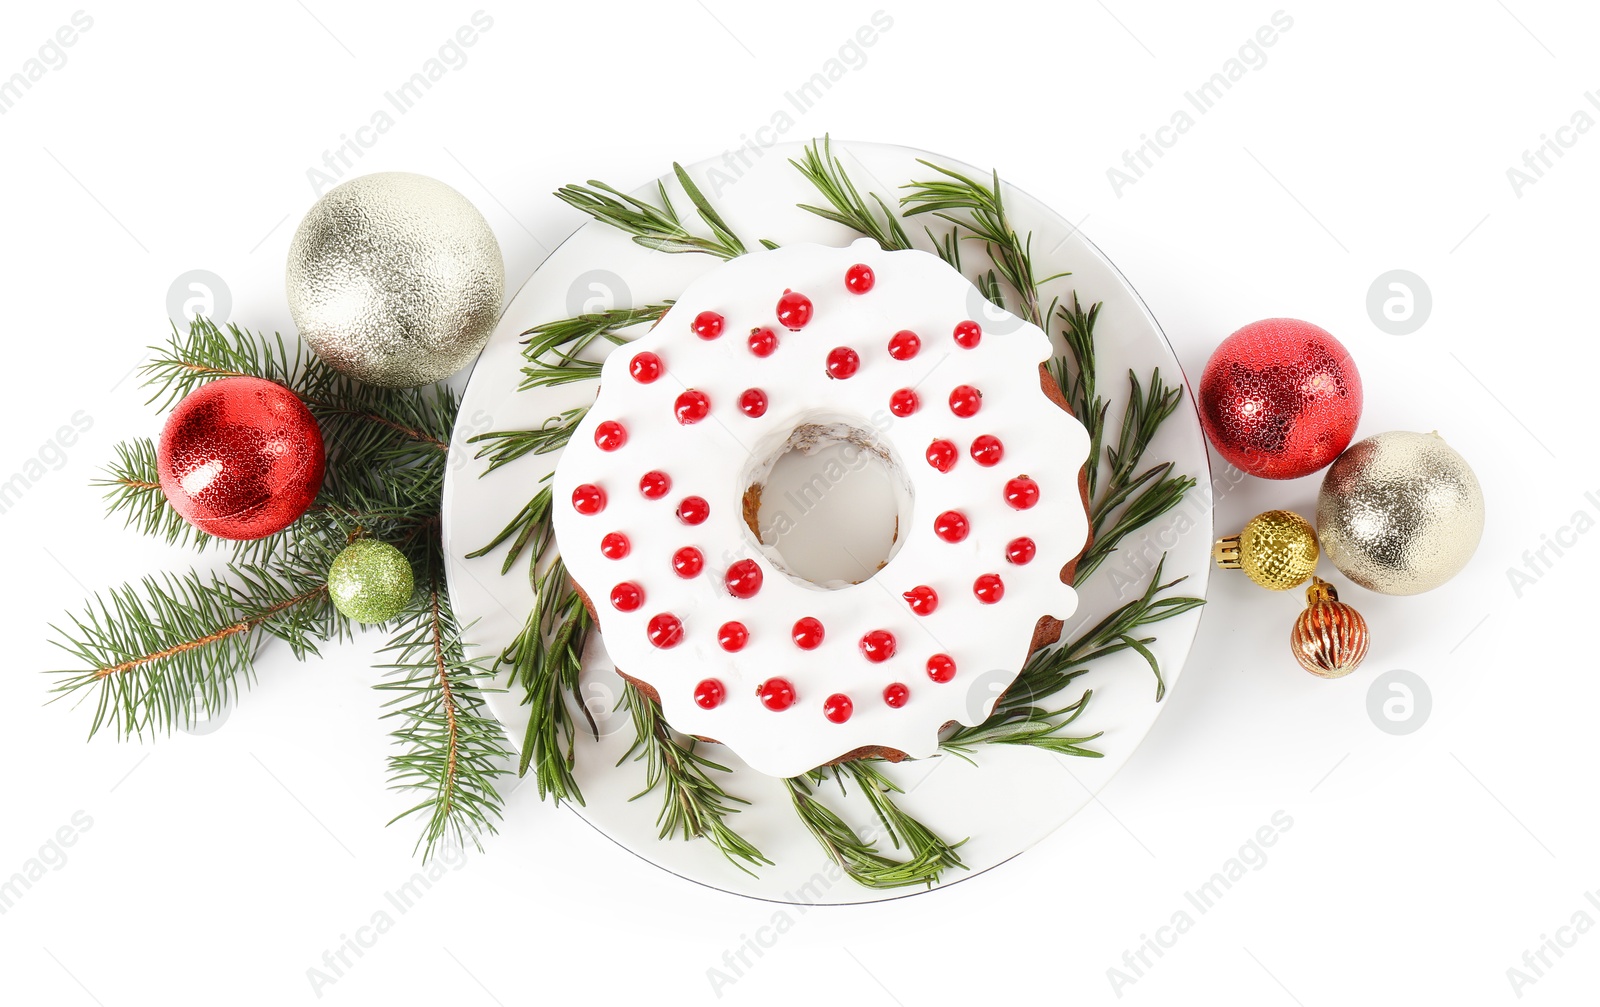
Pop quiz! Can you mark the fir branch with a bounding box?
[468,409,586,476]
[95,438,217,555]
[46,549,343,740]
[556,170,746,259]
[501,561,591,803]
[619,682,771,875]
[520,303,671,389]
[376,565,511,861]
[786,767,966,890]
[790,136,914,250]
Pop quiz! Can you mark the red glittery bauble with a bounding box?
[157,377,325,540]
[1198,319,1362,480]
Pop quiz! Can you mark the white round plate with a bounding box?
[442,140,1211,904]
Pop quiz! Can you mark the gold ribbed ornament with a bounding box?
[1290,578,1369,678]
[1213,509,1319,590]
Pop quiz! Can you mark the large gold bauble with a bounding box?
[1214,509,1319,590]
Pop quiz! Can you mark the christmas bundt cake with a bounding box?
[552,238,1092,777]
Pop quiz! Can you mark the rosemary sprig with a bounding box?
[786,765,966,890]
[468,408,586,476]
[556,164,747,259]
[520,303,672,389]
[465,482,555,577]
[619,682,771,875]
[502,560,591,803]
[790,136,913,250]
[941,674,1102,760]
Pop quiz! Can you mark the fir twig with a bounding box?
[790,136,914,250]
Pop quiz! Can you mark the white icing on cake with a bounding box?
[552,239,1091,778]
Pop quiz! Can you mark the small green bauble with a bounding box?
[328,540,414,623]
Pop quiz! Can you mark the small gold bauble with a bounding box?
[1214,509,1319,590]
[1290,578,1370,678]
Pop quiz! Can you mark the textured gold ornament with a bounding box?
[1316,431,1484,595]
[287,172,504,388]
[1290,578,1369,678]
[1214,509,1319,590]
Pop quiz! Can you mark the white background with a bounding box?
[1,1,1592,1004]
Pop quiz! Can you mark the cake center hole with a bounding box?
[745,421,909,589]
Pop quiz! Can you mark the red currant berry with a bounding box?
[694,678,726,710]
[629,351,662,383]
[889,388,919,417]
[845,263,875,293]
[970,434,1003,466]
[676,496,710,525]
[1006,536,1037,565]
[691,310,725,339]
[823,693,854,724]
[887,329,921,360]
[949,384,982,417]
[748,327,778,357]
[672,546,704,578]
[594,420,627,452]
[725,559,763,599]
[883,682,910,708]
[792,617,825,650]
[926,439,958,472]
[738,388,769,418]
[639,470,672,499]
[600,532,630,559]
[860,630,897,663]
[953,320,982,349]
[927,654,957,683]
[934,510,970,543]
[572,484,606,515]
[825,347,860,379]
[718,621,750,651]
[609,581,644,612]
[758,677,797,711]
[974,573,1005,604]
[776,290,813,330]
[674,389,710,425]
[1004,475,1041,510]
[902,585,938,615]
[647,613,684,648]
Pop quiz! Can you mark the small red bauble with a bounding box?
[629,351,663,383]
[845,263,875,293]
[860,630,896,663]
[825,347,860,379]
[887,330,921,360]
[738,388,769,418]
[647,613,684,648]
[1005,536,1037,565]
[594,420,627,451]
[725,559,764,598]
[823,693,854,724]
[934,510,970,543]
[926,439,958,472]
[572,484,606,515]
[600,532,631,559]
[776,290,813,330]
[889,388,919,417]
[639,470,671,499]
[610,581,644,612]
[156,377,325,540]
[883,683,910,708]
[672,546,704,578]
[903,585,938,615]
[953,320,982,349]
[718,621,750,651]
[974,573,1005,604]
[970,435,1003,466]
[949,384,982,417]
[674,389,710,425]
[759,677,797,711]
[1003,476,1040,510]
[676,496,710,525]
[927,654,957,683]
[692,310,725,339]
[694,679,726,710]
[748,327,778,357]
[1198,318,1363,479]
[792,617,825,650]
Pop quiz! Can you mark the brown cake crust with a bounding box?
[576,360,1093,769]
